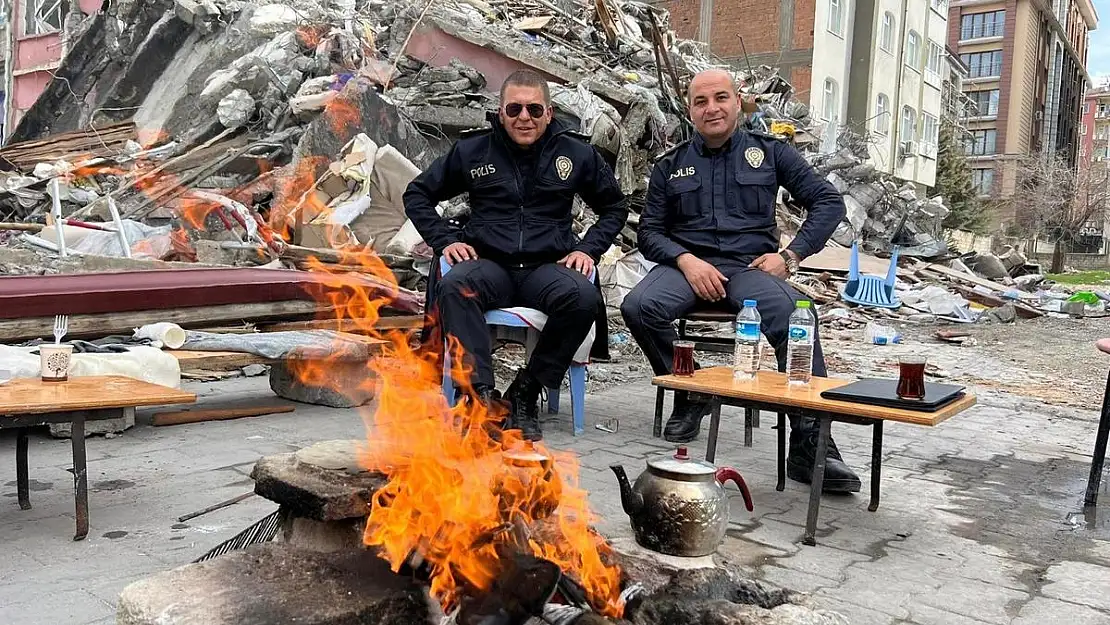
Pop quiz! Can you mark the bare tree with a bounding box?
[1011,151,1110,273]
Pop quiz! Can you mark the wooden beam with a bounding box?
[169,350,272,371]
[260,315,423,334]
[0,301,329,344]
[921,263,1029,298]
[152,405,296,426]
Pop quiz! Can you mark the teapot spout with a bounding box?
[609,463,643,517]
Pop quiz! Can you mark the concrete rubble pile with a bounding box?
[0,0,825,288]
[10,0,1087,345]
[798,130,950,260]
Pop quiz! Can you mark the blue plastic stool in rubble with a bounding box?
[437,257,588,436]
[840,242,901,309]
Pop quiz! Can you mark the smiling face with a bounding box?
[499,84,552,147]
[687,70,740,147]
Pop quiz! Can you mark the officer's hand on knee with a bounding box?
[444,242,478,265]
[558,251,594,276]
[750,253,789,280]
[677,253,728,302]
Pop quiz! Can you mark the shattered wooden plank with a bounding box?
[923,263,1028,298]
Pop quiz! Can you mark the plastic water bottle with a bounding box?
[787,300,815,385]
[733,299,762,380]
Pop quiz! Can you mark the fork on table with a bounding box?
[53,315,68,345]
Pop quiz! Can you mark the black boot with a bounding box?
[461,385,509,439]
[786,420,862,494]
[506,369,543,441]
[663,391,713,443]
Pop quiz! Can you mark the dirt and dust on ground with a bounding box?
[492,314,1110,414]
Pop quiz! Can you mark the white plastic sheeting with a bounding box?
[0,345,181,387]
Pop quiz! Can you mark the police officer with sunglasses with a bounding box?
[404,69,628,441]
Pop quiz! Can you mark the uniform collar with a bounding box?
[692,127,743,157]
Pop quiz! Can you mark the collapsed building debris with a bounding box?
[0,0,1095,352]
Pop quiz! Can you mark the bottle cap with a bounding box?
[796,300,811,309]
[743,299,757,308]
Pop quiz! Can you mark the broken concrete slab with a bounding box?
[251,443,386,521]
[11,0,191,142]
[291,76,435,178]
[268,359,376,408]
[116,544,431,625]
[49,408,136,438]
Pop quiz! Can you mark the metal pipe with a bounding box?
[49,179,68,258]
[105,197,131,258]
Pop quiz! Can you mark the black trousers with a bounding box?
[621,259,828,430]
[438,259,599,390]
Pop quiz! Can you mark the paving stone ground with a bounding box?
[3,373,1110,624]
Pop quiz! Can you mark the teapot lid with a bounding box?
[646,446,716,476]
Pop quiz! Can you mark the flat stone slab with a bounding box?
[251,441,386,521]
[116,544,431,625]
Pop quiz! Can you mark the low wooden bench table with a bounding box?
[1,376,196,540]
[652,367,976,545]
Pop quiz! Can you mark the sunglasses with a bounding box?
[504,102,547,118]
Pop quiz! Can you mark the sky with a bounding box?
[1092,0,1110,83]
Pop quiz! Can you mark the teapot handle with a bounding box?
[715,467,754,512]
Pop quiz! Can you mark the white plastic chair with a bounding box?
[437,257,589,435]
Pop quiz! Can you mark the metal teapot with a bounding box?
[610,447,753,557]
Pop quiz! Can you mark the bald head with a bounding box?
[687,69,740,147]
[687,69,737,105]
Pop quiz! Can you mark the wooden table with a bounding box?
[652,368,976,545]
[1,376,196,540]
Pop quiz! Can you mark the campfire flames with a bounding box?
[105,123,624,616]
[296,252,625,617]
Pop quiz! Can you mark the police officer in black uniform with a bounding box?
[404,69,628,442]
[621,69,861,493]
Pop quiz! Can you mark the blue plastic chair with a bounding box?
[437,257,588,436]
[840,242,902,309]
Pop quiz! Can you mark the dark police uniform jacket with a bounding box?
[403,113,629,267]
[639,128,845,266]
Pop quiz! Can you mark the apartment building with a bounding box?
[1,0,98,142]
[655,0,950,191]
[948,0,1097,227]
[1076,85,1110,250]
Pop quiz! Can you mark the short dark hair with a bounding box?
[500,69,551,104]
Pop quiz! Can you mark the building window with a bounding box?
[901,106,917,143]
[926,41,943,75]
[875,94,890,134]
[966,89,1000,116]
[966,129,997,155]
[828,0,844,35]
[971,168,994,195]
[931,0,948,12]
[921,112,939,149]
[906,31,921,70]
[881,12,895,52]
[823,78,840,122]
[1084,102,1091,114]
[961,51,1003,78]
[24,0,64,36]
[1080,123,1088,135]
[960,10,1005,40]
